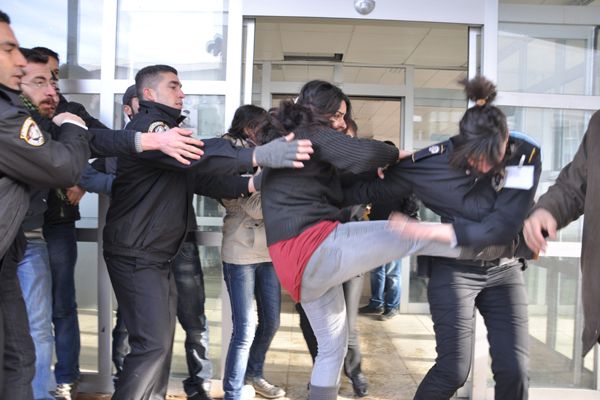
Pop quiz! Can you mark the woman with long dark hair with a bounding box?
[220,105,286,400]
[257,80,464,400]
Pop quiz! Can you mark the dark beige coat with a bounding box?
[533,109,600,356]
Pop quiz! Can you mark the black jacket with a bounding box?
[41,96,138,225]
[103,100,254,262]
[0,85,89,258]
[345,134,542,249]
[261,126,399,246]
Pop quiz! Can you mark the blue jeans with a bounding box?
[368,259,402,310]
[43,222,80,384]
[16,238,54,399]
[222,262,281,400]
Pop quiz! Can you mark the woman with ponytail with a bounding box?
[347,75,541,400]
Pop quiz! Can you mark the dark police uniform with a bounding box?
[346,133,541,400]
[0,84,90,400]
[104,100,254,400]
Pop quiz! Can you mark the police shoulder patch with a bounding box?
[148,121,169,133]
[411,144,445,163]
[19,117,45,146]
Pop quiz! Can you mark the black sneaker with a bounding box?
[350,372,368,397]
[358,304,383,315]
[379,307,399,321]
[188,387,214,400]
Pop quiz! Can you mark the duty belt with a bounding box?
[436,257,514,268]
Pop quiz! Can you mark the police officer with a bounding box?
[104,64,312,399]
[0,11,91,399]
[347,76,541,400]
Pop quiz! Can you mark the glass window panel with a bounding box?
[498,23,597,95]
[115,0,228,80]
[412,106,463,150]
[525,257,595,389]
[501,106,590,242]
[63,93,101,120]
[5,0,102,79]
[500,106,592,172]
[349,97,401,143]
[75,242,99,373]
[183,95,226,139]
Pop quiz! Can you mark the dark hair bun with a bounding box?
[460,75,497,105]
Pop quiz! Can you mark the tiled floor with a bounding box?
[77,298,436,400]
[73,266,598,399]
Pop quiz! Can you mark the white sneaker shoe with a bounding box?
[54,381,78,400]
[245,377,286,399]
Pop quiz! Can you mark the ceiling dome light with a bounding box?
[354,0,376,15]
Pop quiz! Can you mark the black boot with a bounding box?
[350,372,368,397]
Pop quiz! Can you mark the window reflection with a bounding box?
[525,257,595,389]
[498,23,598,96]
[115,0,228,80]
[501,107,592,172]
[5,0,102,79]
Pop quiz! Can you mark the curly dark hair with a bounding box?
[257,100,325,144]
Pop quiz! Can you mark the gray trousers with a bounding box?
[301,221,459,399]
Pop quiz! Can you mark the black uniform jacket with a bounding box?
[345,134,542,251]
[103,100,253,262]
[0,85,89,259]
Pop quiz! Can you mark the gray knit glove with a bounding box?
[253,137,299,168]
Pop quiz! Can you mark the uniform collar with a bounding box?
[0,84,23,104]
[138,100,185,125]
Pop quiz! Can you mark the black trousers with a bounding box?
[414,260,529,400]
[111,242,212,396]
[105,253,177,400]
[1,233,35,400]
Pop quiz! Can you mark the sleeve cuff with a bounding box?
[450,228,458,248]
[134,132,143,153]
[237,148,254,171]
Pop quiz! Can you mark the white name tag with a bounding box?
[504,165,534,190]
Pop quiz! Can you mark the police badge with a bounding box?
[148,121,169,133]
[491,168,506,192]
[20,117,45,146]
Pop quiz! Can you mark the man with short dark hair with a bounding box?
[105,64,313,399]
[16,46,61,400]
[0,11,91,399]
